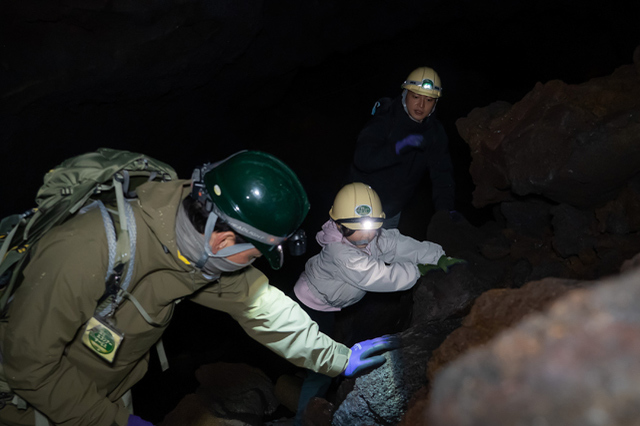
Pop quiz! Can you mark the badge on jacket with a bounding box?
[81,316,124,363]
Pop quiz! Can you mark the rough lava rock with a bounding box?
[457,50,640,208]
[428,258,640,426]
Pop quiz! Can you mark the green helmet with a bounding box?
[201,151,309,270]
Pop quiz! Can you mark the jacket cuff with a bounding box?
[327,345,351,377]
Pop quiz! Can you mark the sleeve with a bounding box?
[330,245,422,293]
[377,229,445,266]
[426,121,456,211]
[190,267,350,377]
[1,230,131,426]
[352,115,401,173]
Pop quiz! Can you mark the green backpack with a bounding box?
[0,148,177,317]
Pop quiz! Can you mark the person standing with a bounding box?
[348,66,456,229]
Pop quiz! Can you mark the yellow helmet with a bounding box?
[401,67,443,98]
[329,182,385,230]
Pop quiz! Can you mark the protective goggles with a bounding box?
[336,217,384,234]
[404,78,443,93]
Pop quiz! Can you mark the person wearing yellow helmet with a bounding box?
[347,66,456,229]
[288,182,451,425]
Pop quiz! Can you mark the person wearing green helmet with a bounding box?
[347,66,459,230]
[0,151,398,426]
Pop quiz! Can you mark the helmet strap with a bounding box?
[402,90,420,123]
[195,211,255,268]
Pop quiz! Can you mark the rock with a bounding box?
[457,62,640,209]
[550,203,599,258]
[425,278,587,384]
[331,319,460,426]
[301,398,335,426]
[274,374,303,414]
[159,362,279,426]
[594,178,640,235]
[428,265,640,426]
[159,394,237,426]
[500,199,552,238]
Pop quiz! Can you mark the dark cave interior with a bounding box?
[1,0,639,423]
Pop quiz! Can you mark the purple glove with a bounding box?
[343,335,400,377]
[395,134,424,155]
[128,415,154,426]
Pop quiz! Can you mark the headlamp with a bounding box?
[421,79,434,89]
[286,228,307,256]
[404,78,443,93]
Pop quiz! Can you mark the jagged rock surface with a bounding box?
[428,256,640,426]
[457,50,640,208]
[331,319,460,426]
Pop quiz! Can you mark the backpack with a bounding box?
[370,96,393,116]
[0,148,178,317]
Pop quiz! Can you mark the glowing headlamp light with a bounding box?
[422,79,434,89]
[404,78,443,93]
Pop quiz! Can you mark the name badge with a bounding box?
[81,316,124,363]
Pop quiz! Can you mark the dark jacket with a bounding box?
[348,95,455,217]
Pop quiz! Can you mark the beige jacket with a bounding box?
[0,180,349,426]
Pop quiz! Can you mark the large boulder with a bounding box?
[159,362,279,426]
[428,257,640,426]
[457,51,640,208]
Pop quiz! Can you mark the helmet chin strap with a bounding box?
[195,211,255,269]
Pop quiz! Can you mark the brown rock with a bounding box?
[426,277,585,382]
[428,265,640,426]
[159,362,278,426]
[301,397,335,426]
[457,59,640,209]
[274,374,303,414]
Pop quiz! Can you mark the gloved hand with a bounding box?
[417,263,440,275]
[343,335,400,377]
[395,134,424,155]
[418,255,467,275]
[127,415,154,426]
[436,255,467,273]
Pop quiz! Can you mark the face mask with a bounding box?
[175,204,255,277]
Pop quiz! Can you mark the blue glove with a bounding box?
[127,415,154,426]
[343,335,400,377]
[395,134,424,155]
